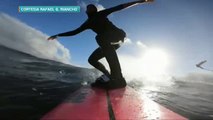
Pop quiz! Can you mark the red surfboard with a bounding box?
[108,87,187,120]
[41,86,188,120]
[41,87,109,120]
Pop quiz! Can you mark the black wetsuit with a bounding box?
[57,5,126,79]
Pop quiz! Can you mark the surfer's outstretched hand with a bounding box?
[47,35,57,40]
[138,0,154,3]
[144,0,154,3]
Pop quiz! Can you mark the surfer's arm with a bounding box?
[48,22,88,40]
[101,0,153,15]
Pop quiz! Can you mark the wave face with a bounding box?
[0,45,100,120]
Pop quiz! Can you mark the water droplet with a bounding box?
[81,81,88,86]
[32,87,37,91]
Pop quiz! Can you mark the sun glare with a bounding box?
[140,48,170,76]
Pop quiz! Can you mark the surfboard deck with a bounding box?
[41,87,109,120]
[108,87,187,120]
[41,86,188,120]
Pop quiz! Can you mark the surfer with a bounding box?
[48,0,154,89]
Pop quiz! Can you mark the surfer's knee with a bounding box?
[95,35,103,46]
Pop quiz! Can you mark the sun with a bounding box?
[140,48,170,76]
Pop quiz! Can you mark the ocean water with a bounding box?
[131,76,213,120]
[0,45,100,120]
[0,45,213,120]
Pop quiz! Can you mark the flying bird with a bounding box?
[196,60,207,69]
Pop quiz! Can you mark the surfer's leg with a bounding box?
[88,48,110,77]
[96,36,123,79]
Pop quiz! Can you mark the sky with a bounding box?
[0,0,213,76]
